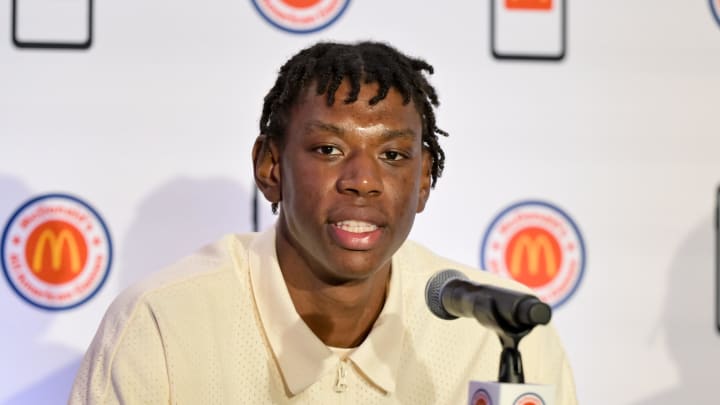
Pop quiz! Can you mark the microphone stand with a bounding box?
[480,288,550,383]
[497,329,530,383]
[467,314,556,405]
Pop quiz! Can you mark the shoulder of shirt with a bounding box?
[396,239,535,295]
[105,233,256,318]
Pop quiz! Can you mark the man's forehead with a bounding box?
[305,120,419,139]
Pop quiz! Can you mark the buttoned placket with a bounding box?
[334,359,349,393]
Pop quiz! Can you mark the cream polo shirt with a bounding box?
[248,227,403,395]
[69,227,578,404]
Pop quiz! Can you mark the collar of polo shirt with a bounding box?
[247,226,404,395]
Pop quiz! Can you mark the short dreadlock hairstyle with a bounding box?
[259,41,448,187]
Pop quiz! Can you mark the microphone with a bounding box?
[426,270,557,400]
[425,269,551,334]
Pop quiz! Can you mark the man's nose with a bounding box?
[336,152,383,197]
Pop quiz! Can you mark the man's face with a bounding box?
[272,80,431,283]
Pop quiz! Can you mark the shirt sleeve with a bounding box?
[68,297,170,405]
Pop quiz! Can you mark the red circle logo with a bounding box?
[481,200,585,308]
[281,0,321,7]
[1,194,112,310]
[24,220,88,285]
[513,393,544,405]
[504,226,561,288]
[471,389,492,405]
[251,0,352,33]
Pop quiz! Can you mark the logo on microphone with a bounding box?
[471,388,493,405]
[1,194,112,310]
[480,200,585,308]
[251,0,352,34]
[711,0,720,27]
[513,392,545,405]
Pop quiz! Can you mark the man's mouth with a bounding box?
[329,220,383,250]
[334,220,378,233]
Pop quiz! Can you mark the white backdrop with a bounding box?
[2,1,720,403]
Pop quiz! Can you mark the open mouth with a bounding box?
[330,220,383,250]
[334,220,378,233]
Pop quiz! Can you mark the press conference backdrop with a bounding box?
[1,1,719,403]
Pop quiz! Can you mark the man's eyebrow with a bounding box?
[307,121,344,135]
[381,128,417,139]
[307,120,417,139]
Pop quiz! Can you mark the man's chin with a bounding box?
[320,254,391,284]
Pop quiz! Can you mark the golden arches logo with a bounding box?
[2,194,113,310]
[24,220,87,285]
[505,227,561,288]
[509,234,557,277]
[32,229,81,273]
[482,200,585,308]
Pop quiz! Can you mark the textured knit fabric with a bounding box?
[69,227,577,404]
[249,227,404,396]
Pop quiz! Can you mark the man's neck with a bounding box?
[275,236,391,348]
[283,272,389,348]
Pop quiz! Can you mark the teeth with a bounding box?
[335,220,378,233]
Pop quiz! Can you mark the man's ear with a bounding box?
[416,149,432,213]
[252,134,282,206]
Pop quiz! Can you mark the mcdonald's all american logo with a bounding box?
[480,200,585,308]
[1,194,112,310]
[251,0,351,33]
[513,392,545,405]
[471,388,492,405]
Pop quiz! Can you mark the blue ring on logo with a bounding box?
[251,0,352,34]
[479,200,586,309]
[711,0,720,27]
[1,193,113,311]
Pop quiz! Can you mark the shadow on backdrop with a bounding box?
[0,176,82,405]
[631,216,720,404]
[121,176,252,288]
[2,176,253,403]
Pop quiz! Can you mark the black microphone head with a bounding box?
[516,297,552,327]
[425,269,468,320]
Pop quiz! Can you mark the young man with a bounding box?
[70,42,577,404]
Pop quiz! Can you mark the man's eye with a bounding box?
[316,145,342,155]
[382,151,406,161]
